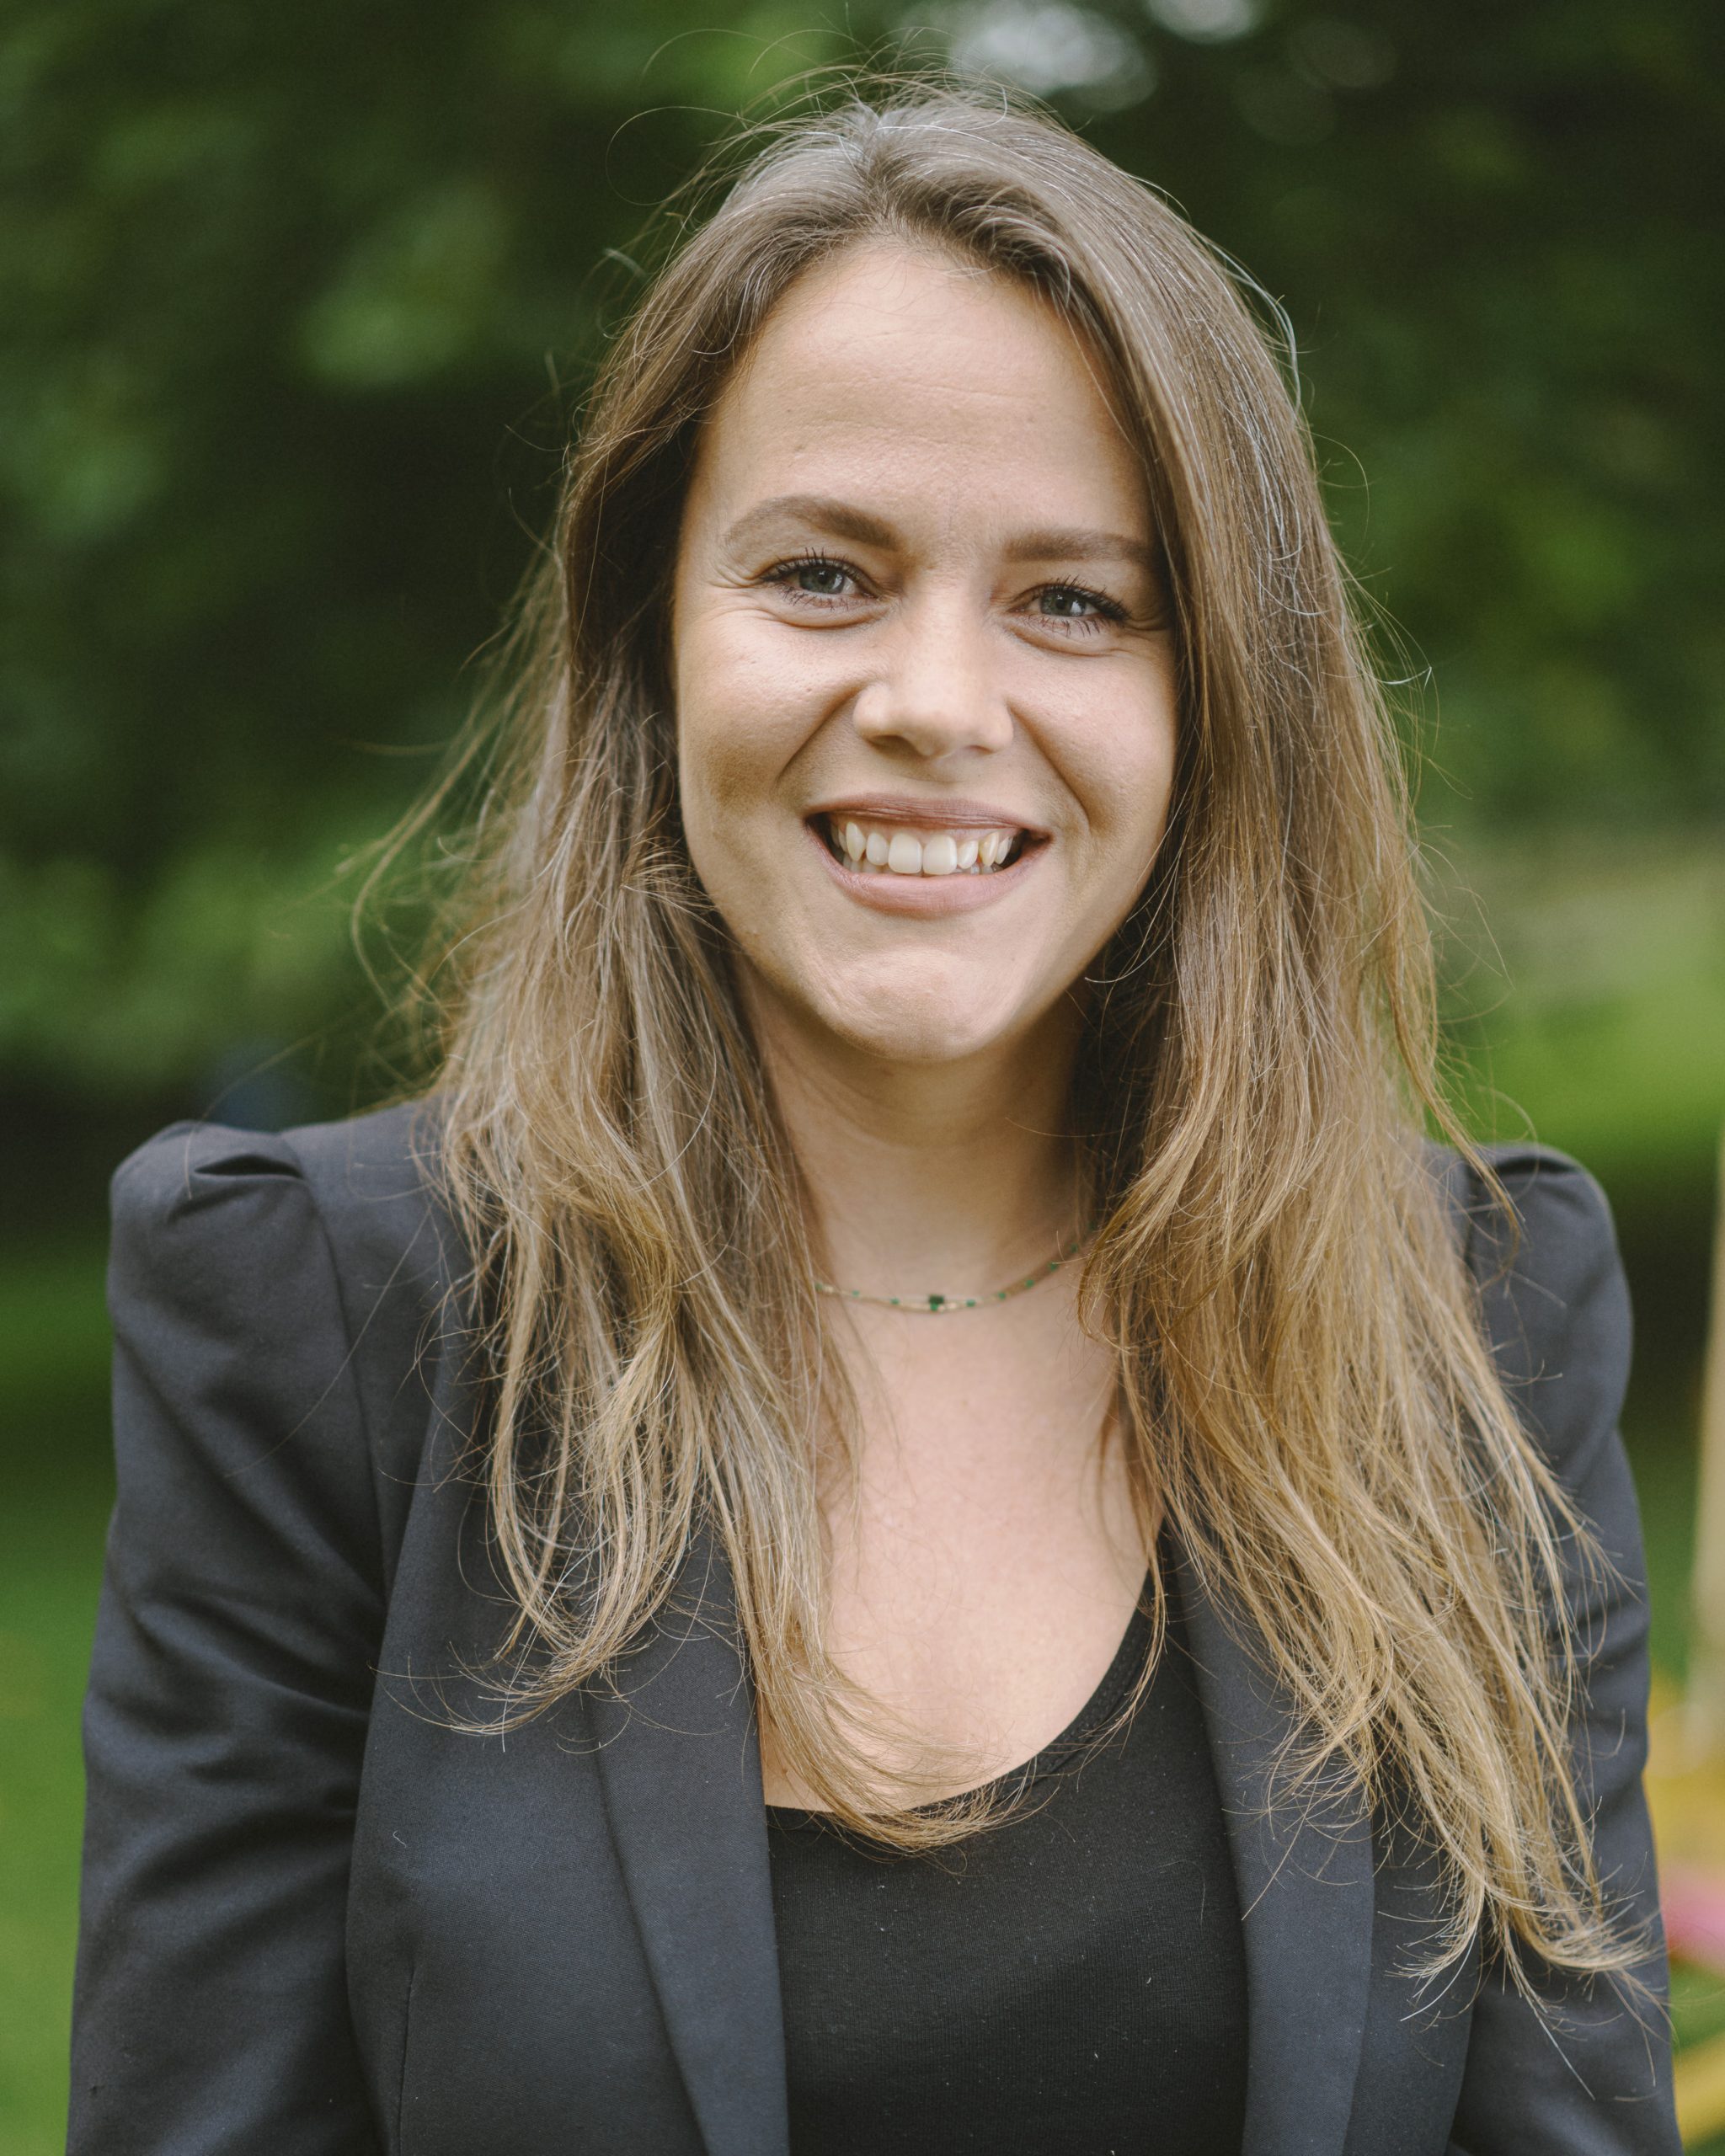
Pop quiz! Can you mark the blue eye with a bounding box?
[1039,584,1118,620]
[780,558,854,597]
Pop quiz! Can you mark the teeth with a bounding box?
[825,818,1023,877]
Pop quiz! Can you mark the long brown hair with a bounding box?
[406,80,1635,1988]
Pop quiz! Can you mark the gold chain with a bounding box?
[812,1230,1091,1315]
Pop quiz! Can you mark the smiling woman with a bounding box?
[674,244,1177,1055]
[70,84,1678,2156]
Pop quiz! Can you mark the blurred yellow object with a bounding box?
[1648,1676,1725,1874]
[1660,1126,1725,2143]
[1687,1124,1725,1751]
[1647,1675,1725,2143]
[1675,2026,1725,2144]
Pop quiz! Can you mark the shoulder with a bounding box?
[1435,1140,1632,1492]
[1444,1141,1624,1308]
[112,1097,454,1303]
[109,1100,465,1486]
[113,1094,441,1235]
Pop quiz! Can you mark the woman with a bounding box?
[71,86,1678,2154]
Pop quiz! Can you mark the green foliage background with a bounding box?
[2,0,1720,1112]
[0,0,1721,2144]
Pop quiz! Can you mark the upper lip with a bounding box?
[804,792,1049,835]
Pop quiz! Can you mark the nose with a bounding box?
[850,597,1014,761]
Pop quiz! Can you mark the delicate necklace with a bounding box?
[812,1229,1092,1315]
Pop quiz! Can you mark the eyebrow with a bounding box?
[719,494,1158,577]
[1002,526,1159,576]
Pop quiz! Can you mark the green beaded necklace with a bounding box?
[812,1229,1091,1315]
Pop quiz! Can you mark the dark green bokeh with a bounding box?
[3,0,1720,1126]
[1,2,1720,2145]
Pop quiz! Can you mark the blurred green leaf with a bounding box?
[0,0,1717,1107]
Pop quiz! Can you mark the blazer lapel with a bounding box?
[588,1527,1375,2156]
[590,1529,789,2156]
[1176,1546,1375,2156]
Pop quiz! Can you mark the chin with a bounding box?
[740,939,1050,1068]
[807,974,1030,1069]
[837,1011,1001,1066]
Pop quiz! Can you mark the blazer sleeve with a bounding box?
[1446,1148,1680,2156]
[70,1123,387,2154]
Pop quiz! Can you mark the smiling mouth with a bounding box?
[815,814,1033,878]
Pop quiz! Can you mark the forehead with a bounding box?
[690,240,1145,530]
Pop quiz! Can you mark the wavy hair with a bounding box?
[406,81,1635,1988]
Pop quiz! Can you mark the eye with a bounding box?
[1031,582,1127,628]
[766,556,863,602]
[1037,583,1119,620]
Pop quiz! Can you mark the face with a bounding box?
[671,241,1178,1071]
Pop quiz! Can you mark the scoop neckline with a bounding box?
[764,1569,1161,1826]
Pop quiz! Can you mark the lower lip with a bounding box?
[805,822,1044,915]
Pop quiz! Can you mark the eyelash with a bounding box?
[762,555,1129,632]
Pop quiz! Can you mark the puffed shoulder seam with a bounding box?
[1447,1143,1630,1498]
[1470,1145,1622,1307]
[1439,1140,1616,1277]
[110,1117,388,1584]
[110,1116,304,1207]
[1473,1140,1614,1212]
[1445,1135,1610,1209]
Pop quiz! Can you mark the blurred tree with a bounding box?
[1063,0,1725,829]
[0,0,1718,1107]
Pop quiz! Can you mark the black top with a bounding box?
[68,1111,1680,2155]
[767,1571,1247,2155]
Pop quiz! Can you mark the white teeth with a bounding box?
[827,819,1024,877]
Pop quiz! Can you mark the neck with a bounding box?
[743,980,1087,1299]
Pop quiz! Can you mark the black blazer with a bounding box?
[71,1105,1679,2154]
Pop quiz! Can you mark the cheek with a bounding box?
[674,610,824,824]
[1060,673,1180,869]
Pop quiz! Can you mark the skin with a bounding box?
[671,242,1180,1802]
